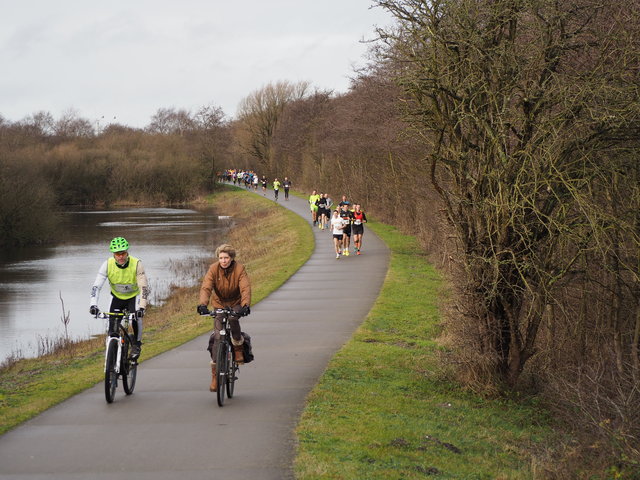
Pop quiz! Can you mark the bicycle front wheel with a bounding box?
[216,340,228,407]
[122,337,137,395]
[104,340,118,403]
[226,350,237,399]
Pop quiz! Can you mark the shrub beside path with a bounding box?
[0,190,390,480]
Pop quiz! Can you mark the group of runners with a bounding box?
[308,191,368,259]
[220,171,368,258]
[220,169,291,201]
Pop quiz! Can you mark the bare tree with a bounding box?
[22,111,55,137]
[237,80,310,175]
[375,0,640,387]
[146,107,196,135]
[54,109,94,138]
[193,104,231,185]
[271,89,333,183]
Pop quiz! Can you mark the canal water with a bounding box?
[0,207,228,363]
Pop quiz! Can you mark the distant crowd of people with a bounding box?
[219,169,368,258]
[219,169,291,201]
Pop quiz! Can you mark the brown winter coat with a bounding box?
[198,260,251,309]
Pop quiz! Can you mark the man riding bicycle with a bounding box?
[197,243,251,392]
[89,237,149,358]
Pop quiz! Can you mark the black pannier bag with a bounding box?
[241,331,254,363]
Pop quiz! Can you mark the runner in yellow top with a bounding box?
[308,190,321,226]
[273,178,281,202]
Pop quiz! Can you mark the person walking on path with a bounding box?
[351,203,367,255]
[273,178,281,202]
[261,175,268,195]
[197,243,251,392]
[283,177,292,200]
[89,237,149,358]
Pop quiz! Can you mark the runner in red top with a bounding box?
[351,203,367,255]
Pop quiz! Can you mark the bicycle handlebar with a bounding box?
[95,311,137,320]
[199,307,248,317]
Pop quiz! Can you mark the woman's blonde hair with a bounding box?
[215,243,236,259]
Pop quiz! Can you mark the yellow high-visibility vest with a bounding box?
[107,256,140,300]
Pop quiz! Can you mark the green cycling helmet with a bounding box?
[109,237,129,253]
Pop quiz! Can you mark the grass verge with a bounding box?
[0,186,313,435]
[294,221,556,479]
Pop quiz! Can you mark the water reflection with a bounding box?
[0,207,227,362]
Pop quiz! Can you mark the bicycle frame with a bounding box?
[98,312,135,374]
[211,307,233,340]
[94,310,139,403]
[219,314,229,343]
[217,314,231,373]
[202,307,244,406]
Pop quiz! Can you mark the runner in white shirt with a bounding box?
[330,209,346,259]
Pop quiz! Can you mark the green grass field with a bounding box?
[294,222,556,479]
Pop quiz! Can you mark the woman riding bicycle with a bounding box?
[197,243,251,392]
[89,237,149,358]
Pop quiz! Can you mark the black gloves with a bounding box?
[197,305,248,315]
[136,308,145,318]
[89,305,99,316]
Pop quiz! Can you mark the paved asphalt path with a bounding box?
[0,190,389,480]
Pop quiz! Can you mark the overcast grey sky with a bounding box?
[0,1,393,128]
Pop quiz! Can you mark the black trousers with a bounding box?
[108,296,140,341]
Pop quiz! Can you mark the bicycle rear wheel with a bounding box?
[122,336,137,395]
[104,340,118,403]
[216,340,228,406]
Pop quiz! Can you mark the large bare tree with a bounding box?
[237,80,310,175]
[146,107,196,135]
[375,0,640,387]
[193,104,230,185]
